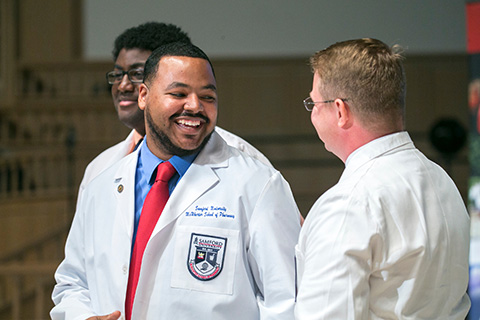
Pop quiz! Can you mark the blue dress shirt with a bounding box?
[133,139,197,244]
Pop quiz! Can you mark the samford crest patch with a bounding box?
[188,233,227,281]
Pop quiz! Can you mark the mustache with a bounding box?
[171,112,210,123]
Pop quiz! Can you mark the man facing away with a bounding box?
[51,42,301,319]
[78,22,272,201]
[295,38,471,319]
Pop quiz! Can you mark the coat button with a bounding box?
[122,265,128,275]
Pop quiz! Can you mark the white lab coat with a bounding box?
[295,132,471,319]
[52,131,300,320]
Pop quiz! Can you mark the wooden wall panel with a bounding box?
[18,0,81,63]
[214,59,314,136]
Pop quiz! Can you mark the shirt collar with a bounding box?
[341,131,413,181]
[139,137,198,184]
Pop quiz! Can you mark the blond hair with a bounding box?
[310,38,406,132]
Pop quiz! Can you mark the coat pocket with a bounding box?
[171,225,239,295]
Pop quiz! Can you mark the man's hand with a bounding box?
[86,311,121,320]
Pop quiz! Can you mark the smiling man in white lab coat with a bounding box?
[51,42,301,320]
[295,38,471,319]
[77,22,272,204]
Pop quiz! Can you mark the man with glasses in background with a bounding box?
[295,38,470,319]
[77,22,272,201]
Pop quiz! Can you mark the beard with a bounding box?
[145,107,213,157]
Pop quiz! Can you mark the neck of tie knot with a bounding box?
[155,161,176,183]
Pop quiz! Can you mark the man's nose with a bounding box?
[184,95,203,112]
[117,74,134,92]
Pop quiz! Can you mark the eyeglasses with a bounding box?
[303,96,349,111]
[105,68,144,85]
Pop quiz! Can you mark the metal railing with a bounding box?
[0,60,121,317]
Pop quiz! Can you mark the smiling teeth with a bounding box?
[177,119,201,127]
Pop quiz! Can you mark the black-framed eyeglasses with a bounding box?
[303,96,349,111]
[105,68,144,85]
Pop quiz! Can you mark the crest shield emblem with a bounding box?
[188,233,227,281]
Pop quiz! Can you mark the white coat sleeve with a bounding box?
[247,171,301,319]
[294,195,377,320]
[50,197,97,320]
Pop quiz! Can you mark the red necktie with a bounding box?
[125,161,176,320]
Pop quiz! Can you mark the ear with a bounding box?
[138,84,149,111]
[335,99,352,129]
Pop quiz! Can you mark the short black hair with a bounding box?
[143,42,215,85]
[112,22,191,61]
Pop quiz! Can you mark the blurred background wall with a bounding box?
[83,0,465,59]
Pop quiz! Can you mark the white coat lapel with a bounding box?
[133,133,230,316]
[112,149,140,239]
[151,132,230,236]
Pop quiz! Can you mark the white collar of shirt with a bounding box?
[341,131,413,182]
